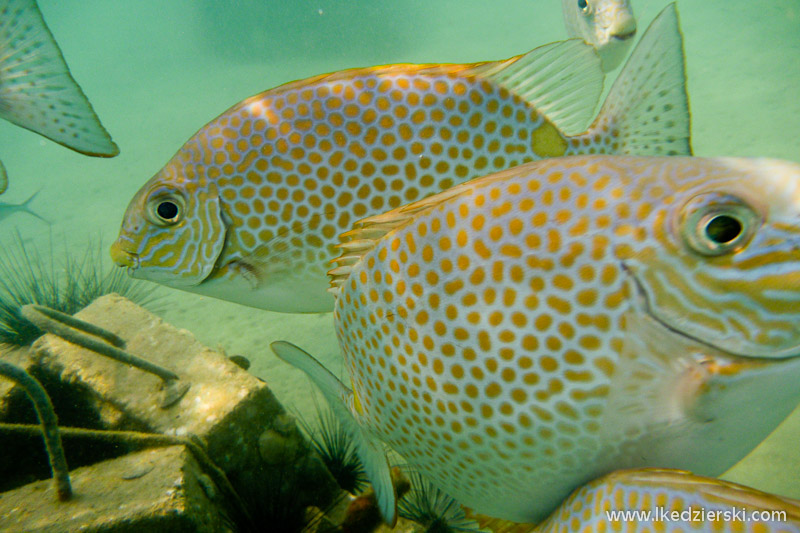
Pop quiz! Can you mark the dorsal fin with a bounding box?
[327,165,528,294]
[328,184,470,294]
[467,39,604,135]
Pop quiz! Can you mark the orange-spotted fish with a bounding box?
[0,0,119,183]
[534,469,800,533]
[111,4,689,313]
[562,0,636,71]
[272,154,800,524]
[471,469,800,533]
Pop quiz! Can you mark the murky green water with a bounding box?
[1,0,799,505]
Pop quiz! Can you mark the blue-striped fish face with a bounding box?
[622,157,800,358]
[111,167,227,288]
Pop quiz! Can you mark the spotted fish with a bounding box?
[111,4,689,313]
[534,469,800,533]
[471,469,800,533]
[0,0,119,183]
[273,154,800,524]
[562,0,636,71]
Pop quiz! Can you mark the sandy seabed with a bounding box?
[1,0,799,499]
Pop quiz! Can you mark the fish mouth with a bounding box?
[611,29,637,41]
[110,240,140,274]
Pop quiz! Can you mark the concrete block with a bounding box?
[0,445,235,533]
[26,294,337,523]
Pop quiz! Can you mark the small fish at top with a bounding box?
[562,0,636,71]
[273,154,800,524]
[0,189,49,224]
[111,4,689,314]
[0,0,119,182]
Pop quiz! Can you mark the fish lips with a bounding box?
[611,29,637,41]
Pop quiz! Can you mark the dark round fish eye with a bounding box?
[704,214,742,244]
[578,0,589,10]
[157,201,179,221]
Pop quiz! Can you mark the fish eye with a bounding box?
[578,0,590,13]
[157,201,179,221]
[704,215,742,244]
[679,193,760,257]
[146,191,185,226]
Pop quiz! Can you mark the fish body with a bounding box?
[0,189,48,224]
[276,155,800,523]
[538,469,800,533]
[467,469,800,533]
[0,0,118,178]
[111,4,689,313]
[561,0,636,71]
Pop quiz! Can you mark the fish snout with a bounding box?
[110,240,138,268]
[610,15,637,41]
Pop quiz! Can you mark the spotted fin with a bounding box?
[585,2,691,155]
[270,341,397,526]
[468,39,604,136]
[0,0,118,156]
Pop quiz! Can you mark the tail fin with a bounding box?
[0,0,118,157]
[586,2,691,155]
[20,190,50,224]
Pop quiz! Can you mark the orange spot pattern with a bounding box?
[134,64,617,281]
[331,154,800,521]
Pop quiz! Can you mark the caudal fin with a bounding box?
[587,2,691,155]
[0,0,118,157]
[20,190,50,224]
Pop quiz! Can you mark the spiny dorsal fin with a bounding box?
[0,0,118,156]
[328,184,471,295]
[467,39,604,135]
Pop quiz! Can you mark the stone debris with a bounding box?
[0,445,235,533]
[1,294,339,529]
[0,346,36,419]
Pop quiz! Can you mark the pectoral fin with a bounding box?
[270,341,397,526]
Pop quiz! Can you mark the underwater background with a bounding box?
[1,0,799,501]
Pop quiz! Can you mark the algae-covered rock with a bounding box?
[0,445,235,533]
[2,294,340,529]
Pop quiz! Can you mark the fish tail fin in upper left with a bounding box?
[580,2,692,156]
[0,0,118,157]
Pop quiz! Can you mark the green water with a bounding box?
[1,0,799,503]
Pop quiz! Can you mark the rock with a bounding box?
[23,294,339,525]
[0,445,235,533]
[0,346,36,419]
